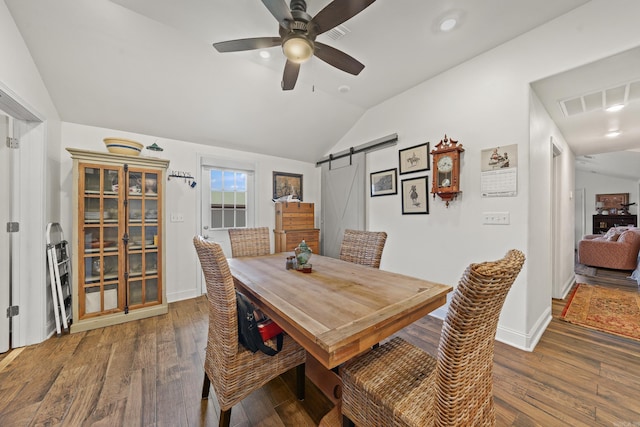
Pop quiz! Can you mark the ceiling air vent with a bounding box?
[325,24,349,41]
[629,80,640,102]
[559,79,640,117]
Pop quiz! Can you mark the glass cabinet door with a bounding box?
[80,164,123,318]
[126,169,161,308]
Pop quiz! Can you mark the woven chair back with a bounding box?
[435,249,525,426]
[339,229,387,268]
[228,227,271,257]
[193,236,238,360]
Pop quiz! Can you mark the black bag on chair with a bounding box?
[235,291,283,356]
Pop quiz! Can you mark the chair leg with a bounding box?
[219,409,231,427]
[296,363,305,400]
[201,372,211,399]
[342,415,355,427]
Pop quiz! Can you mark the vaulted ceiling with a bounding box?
[10,0,638,168]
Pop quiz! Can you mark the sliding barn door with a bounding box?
[321,153,366,258]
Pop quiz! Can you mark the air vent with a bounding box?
[559,79,640,117]
[325,24,350,41]
[629,80,640,101]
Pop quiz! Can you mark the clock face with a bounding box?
[437,155,453,172]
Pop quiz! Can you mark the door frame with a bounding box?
[197,154,257,294]
[0,114,10,353]
[0,82,47,348]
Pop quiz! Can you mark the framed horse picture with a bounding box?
[399,142,429,175]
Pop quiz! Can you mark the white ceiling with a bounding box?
[8,0,638,169]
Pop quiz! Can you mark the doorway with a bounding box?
[0,113,10,353]
[197,155,256,294]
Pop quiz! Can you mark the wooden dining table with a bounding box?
[228,253,452,400]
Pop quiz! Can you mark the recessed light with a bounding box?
[606,104,624,112]
[606,130,621,138]
[439,18,457,32]
[259,50,271,59]
[338,85,350,93]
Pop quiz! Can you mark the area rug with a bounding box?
[560,283,640,341]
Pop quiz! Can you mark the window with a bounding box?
[209,169,248,229]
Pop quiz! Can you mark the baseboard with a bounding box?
[430,305,448,320]
[560,274,576,299]
[167,288,200,303]
[495,306,552,351]
[429,294,552,352]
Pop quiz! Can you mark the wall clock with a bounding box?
[431,135,464,207]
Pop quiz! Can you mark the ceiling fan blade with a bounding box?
[281,60,300,91]
[314,42,364,75]
[262,0,294,29]
[213,37,282,53]
[311,0,376,35]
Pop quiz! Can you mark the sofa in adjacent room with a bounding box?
[578,226,640,270]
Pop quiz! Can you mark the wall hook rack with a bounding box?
[168,170,196,188]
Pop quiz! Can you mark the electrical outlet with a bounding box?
[482,212,510,225]
[170,212,184,222]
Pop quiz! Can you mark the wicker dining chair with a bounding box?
[338,249,525,427]
[193,236,306,427]
[228,227,271,257]
[339,229,388,268]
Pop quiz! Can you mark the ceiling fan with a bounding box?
[213,0,376,90]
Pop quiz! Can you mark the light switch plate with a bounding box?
[483,212,510,225]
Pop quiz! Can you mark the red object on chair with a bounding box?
[258,319,283,342]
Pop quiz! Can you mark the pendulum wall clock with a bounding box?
[431,134,464,207]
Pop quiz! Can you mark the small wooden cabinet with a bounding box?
[592,214,637,234]
[274,202,320,254]
[67,148,169,333]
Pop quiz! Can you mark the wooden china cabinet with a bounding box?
[67,148,169,333]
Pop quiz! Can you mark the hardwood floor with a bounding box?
[1,269,640,426]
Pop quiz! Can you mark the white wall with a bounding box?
[530,90,576,302]
[0,1,61,345]
[60,123,321,303]
[328,0,640,350]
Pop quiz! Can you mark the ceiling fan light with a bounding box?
[282,35,314,64]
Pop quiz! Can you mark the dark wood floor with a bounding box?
[1,266,639,426]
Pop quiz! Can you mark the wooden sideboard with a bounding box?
[592,214,637,234]
[274,202,320,254]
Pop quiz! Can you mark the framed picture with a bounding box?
[595,193,628,211]
[370,168,398,197]
[401,176,429,214]
[273,171,303,201]
[399,142,430,175]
